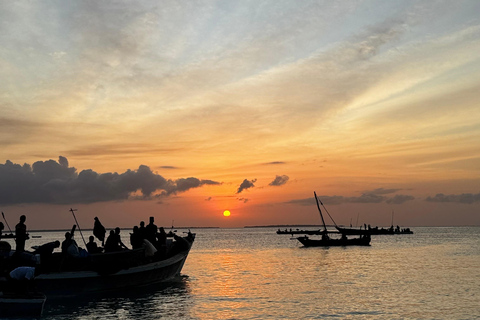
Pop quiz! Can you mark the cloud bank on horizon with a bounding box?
[0,157,220,205]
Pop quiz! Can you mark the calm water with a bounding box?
[3,227,479,319]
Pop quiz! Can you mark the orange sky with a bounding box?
[1,1,479,229]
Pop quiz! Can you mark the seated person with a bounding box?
[86,236,103,254]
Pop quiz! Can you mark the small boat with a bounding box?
[0,291,46,317]
[295,192,371,247]
[0,233,30,240]
[297,233,371,247]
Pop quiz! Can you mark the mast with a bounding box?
[314,191,327,232]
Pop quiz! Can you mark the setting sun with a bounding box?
[223,210,231,217]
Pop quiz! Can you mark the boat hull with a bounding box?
[0,293,46,317]
[34,249,191,298]
[296,236,371,247]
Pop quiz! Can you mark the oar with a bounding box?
[69,208,87,247]
[1,211,13,234]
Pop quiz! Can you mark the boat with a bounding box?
[0,233,30,240]
[0,291,46,317]
[0,222,196,298]
[276,229,323,235]
[34,231,195,298]
[297,233,371,247]
[335,226,413,235]
[295,192,371,247]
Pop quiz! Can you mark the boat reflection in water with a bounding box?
[43,276,193,319]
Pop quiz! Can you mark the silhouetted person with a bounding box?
[62,232,79,257]
[138,221,147,240]
[157,227,167,246]
[104,230,117,252]
[115,227,128,250]
[34,240,60,269]
[15,215,28,252]
[130,226,143,249]
[0,222,4,239]
[168,234,190,257]
[86,236,102,254]
[145,217,158,245]
[93,217,106,246]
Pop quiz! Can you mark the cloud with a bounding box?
[238,197,249,203]
[236,179,256,194]
[286,192,416,206]
[264,161,286,165]
[0,157,220,205]
[365,188,402,195]
[425,193,480,204]
[269,175,289,187]
[386,194,415,204]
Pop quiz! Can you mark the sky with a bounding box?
[1,0,479,230]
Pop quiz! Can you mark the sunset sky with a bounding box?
[1,1,479,230]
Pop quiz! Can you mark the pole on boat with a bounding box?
[314,192,328,232]
[1,211,13,234]
[318,197,338,227]
[69,208,87,247]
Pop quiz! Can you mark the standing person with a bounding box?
[138,221,147,240]
[93,217,106,246]
[0,222,4,239]
[145,217,158,245]
[15,215,28,252]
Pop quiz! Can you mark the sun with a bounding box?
[223,210,231,217]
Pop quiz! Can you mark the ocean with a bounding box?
[2,227,479,319]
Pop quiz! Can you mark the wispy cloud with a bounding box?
[426,193,480,204]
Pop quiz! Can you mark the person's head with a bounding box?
[94,217,99,221]
[115,227,120,235]
[65,232,71,240]
[20,215,26,223]
[133,226,139,233]
[140,221,145,227]
[54,240,60,247]
[89,236,94,242]
[149,216,154,224]
[109,230,115,236]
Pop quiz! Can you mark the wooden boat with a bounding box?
[297,234,371,247]
[33,233,195,298]
[335,226,413,235]
[0,292,46,317]
[295,192,371,247]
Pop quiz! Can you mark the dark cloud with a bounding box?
[158,166,180,170]
[264,161,286,165]
[286,192,408,205]
[236,179,256,194]
[238,198,249,203]
[269,175,289,186]
[425,193,480,204]
[386,194,415,204]
[0,157,220,205]
[365,188,402,195]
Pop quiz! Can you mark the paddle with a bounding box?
[69,208,87,248]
